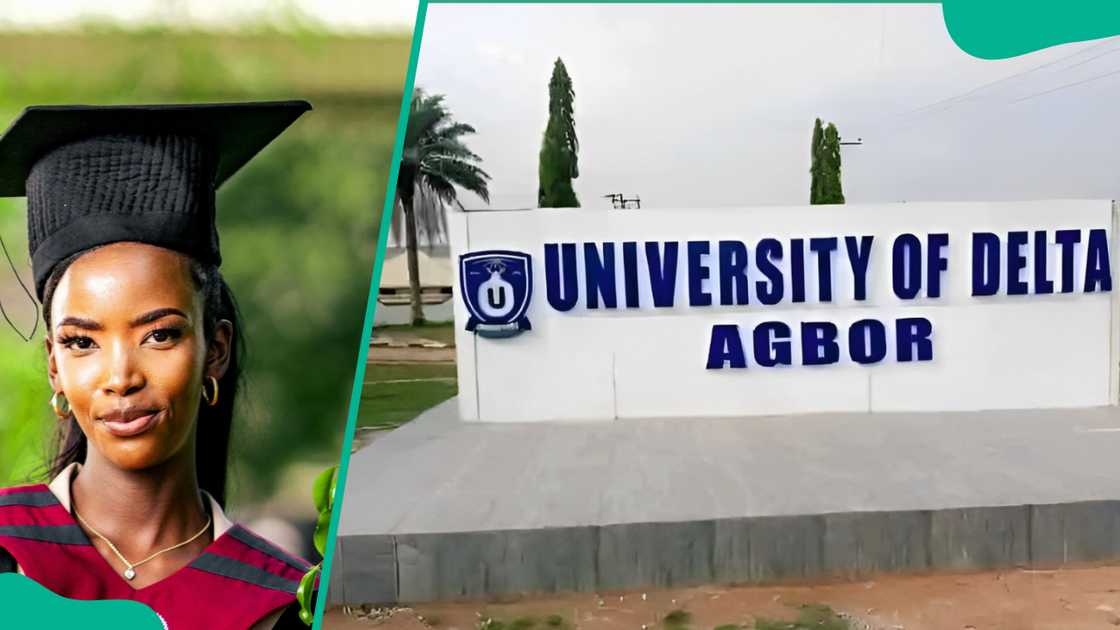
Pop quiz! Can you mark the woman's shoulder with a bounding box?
[224,524,310,565]
[204,523,312,595]
[224,524,312,571]
[0,483,53,498]
[202,490,310,577]
[0,483,60,574]
[0,483,61,522]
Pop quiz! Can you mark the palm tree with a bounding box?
[394,89,490,325]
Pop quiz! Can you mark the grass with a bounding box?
[477,615,569,630]
[753,604,849,630]
[464,605,846,630]
[358,368,457,430]
[358,322,459,431]
[359,323,459,430]
[374,321,457,346]
[366,363,457,381]
[664,609,692,630]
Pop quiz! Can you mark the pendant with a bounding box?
[124,567,136,581]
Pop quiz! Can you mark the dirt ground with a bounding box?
[323,564,1120,630]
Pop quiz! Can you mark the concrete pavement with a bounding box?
[331,400,1120,604]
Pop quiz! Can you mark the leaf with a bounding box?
[312,465,337,514]
[328,465,338,513]
[296,564,320,627]
[313,509,332,557]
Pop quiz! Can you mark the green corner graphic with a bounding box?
[0,574,163,629]
[943,0,1120,59]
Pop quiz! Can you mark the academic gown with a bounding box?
[0,463,312,629]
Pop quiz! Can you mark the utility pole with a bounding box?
[604,193,641,209]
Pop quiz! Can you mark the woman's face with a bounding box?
[46,242,230,471]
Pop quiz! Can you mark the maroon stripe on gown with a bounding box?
[0,484,308,629]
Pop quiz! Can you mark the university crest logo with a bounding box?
[459,250,533,338]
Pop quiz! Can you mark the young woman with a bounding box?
[0,102,315,629]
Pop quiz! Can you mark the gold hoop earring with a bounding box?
[202,376,220,407]
[50,391,71,418]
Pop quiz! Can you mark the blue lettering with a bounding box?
[790,238,806,303]
[584,242,617,309]
[971,232,1000,296]
[809,237,837,302]
[622,241,640,307]
[688,241,712,306]
[544,243,578,311]
[753,321,792,367]
[755,238,784,306]
[1085,228,1112,292]
[1006,231,1028,295]
[646,242,678,307]
[892,233,922,299]
[1033,231,1053,294]
[707,325,746,369]
[896,317,933,362]
[1055,229,1080,293]
[927,233,949,298]
[801,321,840,365]
[848,319,887,364]
[718,241,749,306]
[845,235,873,301]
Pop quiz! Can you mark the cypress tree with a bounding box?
[538,58,580,207]
[810,118,825,204]
[810,118,845,204]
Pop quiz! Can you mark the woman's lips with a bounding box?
[98,409,162,437]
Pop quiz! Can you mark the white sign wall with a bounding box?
[449,200,1118,422]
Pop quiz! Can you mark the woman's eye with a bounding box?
[146,328,183,344]
[60,336,96,351]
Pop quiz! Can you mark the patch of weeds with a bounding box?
[478,616,540,630]
[754,604,849,630]
[544,615,567,629]
[713,625,741,630]
[663,608,692,629]
[422,615,442,627]
[478,617,505,630]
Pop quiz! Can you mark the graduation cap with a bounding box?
[0,100,311,301]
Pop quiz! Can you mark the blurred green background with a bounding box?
[0,24,409,529]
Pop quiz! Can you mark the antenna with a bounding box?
[603,193,641,209]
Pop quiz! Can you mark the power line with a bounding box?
[1060,45,1120,72]
[886,37,1120,126]
[1011,63,1120,103]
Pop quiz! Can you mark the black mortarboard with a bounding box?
[0,101,311,299]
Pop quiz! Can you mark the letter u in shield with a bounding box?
[459,250,533,338]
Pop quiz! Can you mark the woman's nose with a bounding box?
[101,342,145,396]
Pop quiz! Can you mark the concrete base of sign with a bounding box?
[330,399,1120,605]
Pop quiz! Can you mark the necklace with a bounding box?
[74,510,212,581]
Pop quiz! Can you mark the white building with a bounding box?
[374,245,455,326]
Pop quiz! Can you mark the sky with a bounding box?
[0,0,415,32]
[416,4,1120,210]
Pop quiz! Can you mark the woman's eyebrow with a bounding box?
[130,308,189,327]
[56,316,102,331]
